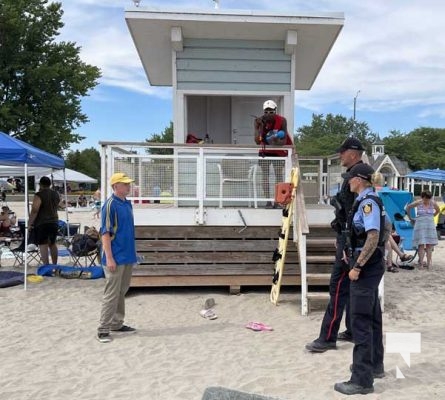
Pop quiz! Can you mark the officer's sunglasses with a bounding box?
[264,108,276,115]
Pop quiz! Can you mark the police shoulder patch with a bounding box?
[362,203,372,215]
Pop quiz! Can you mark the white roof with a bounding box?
[47,168,97,183]
[125,7,344,90]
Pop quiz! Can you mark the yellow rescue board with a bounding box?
[270,167,299,305]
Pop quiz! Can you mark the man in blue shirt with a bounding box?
[97,172,138,343]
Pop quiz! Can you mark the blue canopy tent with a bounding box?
[377,187,416,251]
[0,131,65,289]
[406,169,445,199]
[406,169,445,183]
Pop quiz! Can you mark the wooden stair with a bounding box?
[131,223,336,302]
[302,224,335,313]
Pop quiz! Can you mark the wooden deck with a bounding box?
[133,224,335,293]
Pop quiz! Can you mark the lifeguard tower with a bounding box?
[100,6,344,315]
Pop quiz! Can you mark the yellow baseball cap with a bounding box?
[110,172,134,185]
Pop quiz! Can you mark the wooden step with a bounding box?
[307,291,330,301]
[306,238,336,247]
[306,273,331,285]
[306,255,335,263]
[306,291,330,313]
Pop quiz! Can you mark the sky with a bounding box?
[58,0,445,151]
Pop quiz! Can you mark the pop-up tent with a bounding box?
[0,131,65,289]
[46,168,97,183]
[406,169,445,198]
[406,169,445,183]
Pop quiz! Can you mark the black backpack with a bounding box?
[71,234,97,256]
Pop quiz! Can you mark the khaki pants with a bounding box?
[98,264,134,333]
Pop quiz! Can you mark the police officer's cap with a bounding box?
[336,137,365,153]
[342,163,374,183]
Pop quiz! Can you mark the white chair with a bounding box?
[217,160,258,208]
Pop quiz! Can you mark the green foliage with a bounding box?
[295,113,377,156]
[0,0,101,154]
[384,127,445,170]
[146,121,173,155]
[65,147,101,184]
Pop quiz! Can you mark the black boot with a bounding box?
[334,381,374,395]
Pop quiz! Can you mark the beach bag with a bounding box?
[71,234,97,256]
[85,226,99,241]
[274,183,293,205]
[186,133,203,144]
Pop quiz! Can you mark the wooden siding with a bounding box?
[176,39,291,92]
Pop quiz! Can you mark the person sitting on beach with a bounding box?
[385,232,413,272]
[78,193,88,207]
[0,205,16,232]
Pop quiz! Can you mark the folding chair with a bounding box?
[11,222,41,267]
[66,234,100,267]
[57,220,81,239]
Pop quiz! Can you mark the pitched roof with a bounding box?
[372,154,411,176]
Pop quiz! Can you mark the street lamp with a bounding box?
[353,90,361,121]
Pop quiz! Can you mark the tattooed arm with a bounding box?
[356,230,379,267]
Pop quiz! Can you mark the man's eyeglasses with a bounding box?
[264,109,276,115]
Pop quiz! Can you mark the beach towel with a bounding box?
[0,271,24,288]
[37,265,104,279]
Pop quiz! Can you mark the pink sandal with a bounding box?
[245,322,273,331]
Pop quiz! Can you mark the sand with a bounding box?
[1,201,445,400]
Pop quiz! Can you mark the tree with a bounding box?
[294,113,377,156]
[146,121,173,155]
[384,128,445,170]
[0,0,101,154]
[65,147,101,184]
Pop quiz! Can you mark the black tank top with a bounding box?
[34,188,60,226]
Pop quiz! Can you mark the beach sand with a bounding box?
[1,201,444,400]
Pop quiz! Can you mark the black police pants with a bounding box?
[350,264,384,388]
[318,234,351,343]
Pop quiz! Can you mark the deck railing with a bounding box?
[101,142,294,209]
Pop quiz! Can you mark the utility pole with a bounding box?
[353,90,360,121]
[353,90,360,136]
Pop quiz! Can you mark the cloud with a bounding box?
[58,0,445,123]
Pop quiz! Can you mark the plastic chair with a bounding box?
[217,159,257,208]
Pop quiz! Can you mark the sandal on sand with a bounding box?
[204,298,216,310]
[398,264,415,270]
[200,309,217,320]
[400,254,414,262]
[245,322,273,331]
[387,265,399,273]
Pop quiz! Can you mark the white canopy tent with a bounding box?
[46,168,97,184]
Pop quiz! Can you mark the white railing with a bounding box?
[100,143,294,210]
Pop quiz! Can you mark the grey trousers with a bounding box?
[98,264,134,334]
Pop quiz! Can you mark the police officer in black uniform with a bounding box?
[334,163,385,396]
[306,137,364,352]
